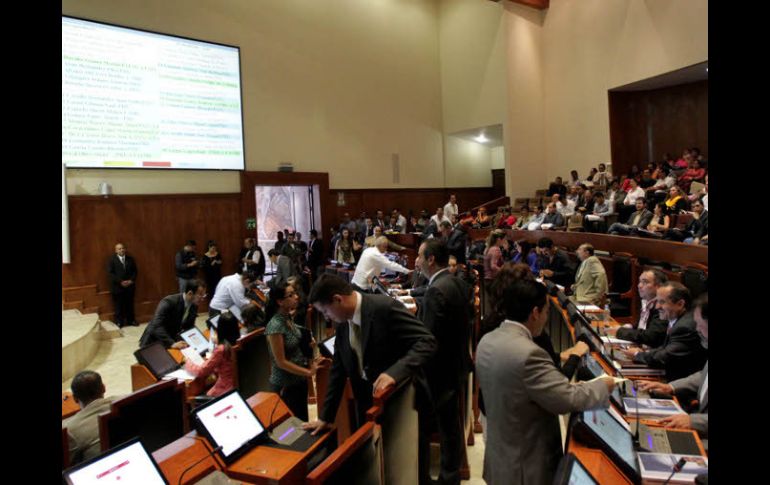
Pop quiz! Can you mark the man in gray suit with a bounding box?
[477,278,616,485]
[62,371,115,465]
[267,249,297,290]
[639,293,708,439]
[607,198,654,235]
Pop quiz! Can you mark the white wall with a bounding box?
[63,0,444,193]
[444,136,492,187]
[491,146,505,169]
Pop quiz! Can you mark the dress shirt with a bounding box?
[396,215,407,234]
[351,247,410,289]
[209,273,250,311]
[443,202,458,220]
[593,201,611,217]
[349,291,365,378]
[623,187,646,206]
[638,298,655,330]
[431,214,451,226]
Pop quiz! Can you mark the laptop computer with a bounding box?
[192,389,320,465]
[553,452,600,485]
[134,342,194,381]
[178,326,212,356]
[62,437,168,485]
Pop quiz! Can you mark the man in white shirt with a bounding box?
[443,194,459,222]
[209,271,256,316]
[431,207,451,227]
[391,208,407,234]
[351,237,411,291]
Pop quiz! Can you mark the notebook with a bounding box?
[62,437,168,485]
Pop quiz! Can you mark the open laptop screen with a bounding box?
[134,342,179,379]
[193,389,266,463]
[578,409,640,482]
[553,453,599,485]
[63,438,168,485]
[179,327,211,355]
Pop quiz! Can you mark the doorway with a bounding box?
[254,185,322,251]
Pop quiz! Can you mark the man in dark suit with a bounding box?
[306,229,325,281]
[440,220,467,265]
[608,269,669,348]
[536,237,575,288]
[139,280,207,349]
[107,242,138,327]
[303,274,437,435]
[416,239,473,485]
[623,282,707,382]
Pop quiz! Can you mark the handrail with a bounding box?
[461,196,511,217]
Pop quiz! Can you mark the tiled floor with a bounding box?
[61,315,500,482]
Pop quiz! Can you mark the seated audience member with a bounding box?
[606,269,669,348]
[566,185,580,207]
[664,199,708,244]
[639,168,656,189]
[619,178,645,221]
[536,237,575,288]
[638,294,708,439]
[351,236,411,292]
[594,163,611,189]
[606,179,626,214]
[392,208,407,234]
[511,239,538,274]
[184,311,239,397]
[139,281,206,349]
[526,205,546,230]
[496,206,517,228]
[476,278,615,484]
[550,193,565,214]
[547,176,567,197]
[622,282,707,381]
[63,371,115,465]
[514,206,532,229]
[373,209,387,229]
[678,159,706,193]
[473,207,492,228]
[416,209,431,232]
[208,271,257,317]
[664,185,688,214]
[266,282,317,421]
[569,243,608,306]
[568,170,580,187]
[585,167,598,184]
[359,217,375,239]
[607,198,653,236]
[431,206,451,227]
[583,191,612,232]
[365,225,405,251]
[646,170,671,201]
[333,228,358,264]
[385,214,402,233]
[634,202,670,238]
[540,202,565,230]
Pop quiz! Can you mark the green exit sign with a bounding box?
[246,218,256,230]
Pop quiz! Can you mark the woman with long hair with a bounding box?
[334,228,358,264]
[201,241,223,297]
[511,239,538,274]
[265,283,316,421]
[184,312,239,397]
[664,185,688,214]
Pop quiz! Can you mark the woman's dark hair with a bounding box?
[515,239,532,262]
[217,311,241,357]
[265,282,292,322]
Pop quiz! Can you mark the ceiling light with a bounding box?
[474,133,489,143]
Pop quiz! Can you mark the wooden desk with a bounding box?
[155,392,333,484]
[62,391,80,419]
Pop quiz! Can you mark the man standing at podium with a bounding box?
[107,242,138,327]
[303,274,437,434]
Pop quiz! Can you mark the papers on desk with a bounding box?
[638,453,708,483]
[181,346,205,366]
[589,375,629,386]
[162,368,197,382]
[577,304,603,313]
[601,336,634,345]
[621,398,684,417]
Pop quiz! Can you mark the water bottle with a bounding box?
[603,302,612,323]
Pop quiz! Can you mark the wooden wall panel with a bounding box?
[609,80,708,178]
[63,193,243,314]
[329,187,495,224]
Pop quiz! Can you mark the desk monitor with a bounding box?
[319,335,336,358]
[179,326,211,355]
[553,452,599,485]
[192,389,267,464]
[63,437,168,485]
[570,409,641,484]
[556,289,569,307]
[371,275,389,296]
[579,354,626,413]
[133,342,180,379]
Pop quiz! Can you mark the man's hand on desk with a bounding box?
[622,346,642,358]
[637,381,674,394]
[372,373,396,394]
[658,414,691,429]
[571,341,590,357]
[171,341,189,350]
[302,419,330,436]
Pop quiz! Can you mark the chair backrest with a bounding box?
[98,379,187,453]
[233,327,272,400]
[681,264,708,300]
[305,421,384,485]
[674,213,693,230]
[610,252,633,293]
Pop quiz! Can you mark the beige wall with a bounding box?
[491,146,505,169]
[444,136,493,187]
[438,0,507,134]
[541,0,709,182]
[63,0,444,193]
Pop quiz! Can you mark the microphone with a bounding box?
[268,387,285,432]
[632,380,642,451]
[177,443,224,485]
[662,458,688,485]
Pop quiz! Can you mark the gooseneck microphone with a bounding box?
[632,380,642,451]
[661,458,688,485]
[177,443,224,485]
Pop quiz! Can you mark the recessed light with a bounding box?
[474,134,489,143]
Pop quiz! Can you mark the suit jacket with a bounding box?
[687,211,708,239]
[615,305,668,348]
[669,361,708,437]
[139,293,198,348]
[308,238,324,267]
[320,293,437,425]
[107,254,137,293]
[418,270,473,397]
[572,256,608,306]
[446,228,467,264]
[63,397,114,465]
[625,209,654,228]
[477,322,609,485]
[538,250,575,288]
[633,311,708,381]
